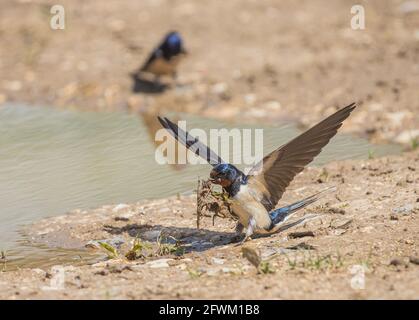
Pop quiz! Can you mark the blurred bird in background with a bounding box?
[139,31,187,82]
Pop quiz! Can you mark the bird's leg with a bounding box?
[229,222,244,243]
[236,217,256,246]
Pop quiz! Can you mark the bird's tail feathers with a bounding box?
[270,186,336,226]
[270,214,320,234]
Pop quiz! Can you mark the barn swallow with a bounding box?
[140,31,187,80]
[158,103,357,243]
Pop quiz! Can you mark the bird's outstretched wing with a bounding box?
[247,103,357,211]
[157,116,225,166]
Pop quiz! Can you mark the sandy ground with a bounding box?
[0,0,418,145]
[0,151,417,299]
[0,0,418,300]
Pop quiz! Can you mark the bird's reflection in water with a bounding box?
[137,108,187,171]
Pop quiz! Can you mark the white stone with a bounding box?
[211,257,225,265]
[212,82,228,95]
[394,130,419,144]
[146,258,173,268]
[263,100,281,111]
[244,93,257,105]
[112,204,130,213]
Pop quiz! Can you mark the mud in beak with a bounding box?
[209,171,219,184]
[209,176,231,187]
[209,177,222,184]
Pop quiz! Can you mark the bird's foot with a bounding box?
[233,235,252,247]
[237,217,256,246]
[231,219,255,246]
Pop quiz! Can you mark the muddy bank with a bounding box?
[0,151,417,299]
[0,0,418,146]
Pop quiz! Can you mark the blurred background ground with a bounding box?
[0,0,418,300]
[0,0,418,144]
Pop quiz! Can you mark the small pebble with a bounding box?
[146,259,173,269]
[392,205,414,215]
[211,257,225,265]
[389,258,404,266]
[112,204,130,213]
[94,269,109,276]
[288,231,315,239]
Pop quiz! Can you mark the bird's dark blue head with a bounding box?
[210,164,240,188]
[161,31,186,59]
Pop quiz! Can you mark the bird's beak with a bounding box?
[209,176,230,187]
[209,173,221,184]
[209,171,216,182]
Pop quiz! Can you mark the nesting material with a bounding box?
[196,179,237,229]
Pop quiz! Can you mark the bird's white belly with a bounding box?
[231,185,272,231]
